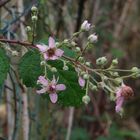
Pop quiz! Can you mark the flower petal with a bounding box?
[36,44,48,52]
[115,96,124,113]
[56,84,66,91]
[78,77,85,87]
[37,76,48,86]
[49,37,55,48]
[49,55,59,60]
[55,49,64,57]
[49,93,58,103]
[43,53,49,60]
[36,88,46,94]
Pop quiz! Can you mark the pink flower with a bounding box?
[36,37,64,60]
[115,84,134,113]
[78,76,85,87]
[36,76,66,103]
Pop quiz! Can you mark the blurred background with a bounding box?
[0,0,140,140]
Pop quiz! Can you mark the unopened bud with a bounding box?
[75,47,81,52]
[82,95,90,104]
[12,51,18,56]
[89,82,97,91]
[115,78,122,85]
[31,6,38,13]
[83,74,89,80]
[51,67,57,73]
[96,56,107,66]
[78,57,84,62]
[26,26,32,32]
[71,41,76,47]
[63,65,69,71]
[55,42,60,47]
[85,62,90,66]
[64,39,69,44]
[112,72,119,77]
[40,61,46,66]
[88,33,98,43]
[112,59,118,66]
[131,67,139,73]
[32,15,38,22]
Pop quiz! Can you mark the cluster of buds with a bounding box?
[33,18,139,115]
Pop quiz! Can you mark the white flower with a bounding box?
[81,20,91,31]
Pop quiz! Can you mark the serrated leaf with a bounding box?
[0,48,10,86]
[19,50,43,87]
[46,60,85,107]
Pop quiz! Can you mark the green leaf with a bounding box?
[63,47,76,58]
[19,50,43,87]
[0,48,10,86]
[46,60,85,107]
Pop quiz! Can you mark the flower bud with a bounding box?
[31,6,38,13]
[55,42,60,47]
[40,61,46,66]
[81,71,86,76]
[71,41,76,47]
[32,15,38,22]
[83,74,89,80]
[78,57,84,62]
[112,59,118,65]
[82,95,90,105]
[89,82,98,91]
[64,39,69,44]
[26,26,32,32]
[81,20,91,31]
[112,72,119,77]
[63,65,69,71]
[96,57,107,66]
[85,62,90,66]
[12,51,18,56]
[75,47,81,52]
[115,78,122,85]
[88,33,98,43]
[131,67,139,73]
[51,67,57,73]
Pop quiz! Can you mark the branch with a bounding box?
[0,38,36,48]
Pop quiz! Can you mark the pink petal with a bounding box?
[37,76,48,86]
[43,53,49,60]
[49,37,55,48]
[36,44,48,52]
[115,96,124,113]
[56,84,66,91]
[36,88,46,94]
[49,55,59,60]
[49,93,58,103]
[55,49,64,57]
[78,77,85,87]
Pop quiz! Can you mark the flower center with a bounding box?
[121,86,134,99]
[49,85,56,93]
[47,48,55,57]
